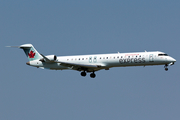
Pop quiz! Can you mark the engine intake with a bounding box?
[46,55,57,61]
[40,55,57,62]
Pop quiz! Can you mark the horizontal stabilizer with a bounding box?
[6,44,33,48]
[6,46,20,48]
[39,67,45,69]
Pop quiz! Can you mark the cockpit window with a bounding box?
[158,54,168,56]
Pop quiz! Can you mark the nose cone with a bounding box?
[170,57,176,62]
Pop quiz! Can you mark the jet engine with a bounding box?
[40,55,57,62]
[46,55,57,61]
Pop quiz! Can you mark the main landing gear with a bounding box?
[81,71,86,77]
[80,71,96,78]
[164,64,168,71]
[90,72,96,78]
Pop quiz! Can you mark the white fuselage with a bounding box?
[9,43,176,78]
[28,51,176,72]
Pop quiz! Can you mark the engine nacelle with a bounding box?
[46,55,57,61]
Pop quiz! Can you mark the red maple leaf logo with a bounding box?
[28,50,36,58]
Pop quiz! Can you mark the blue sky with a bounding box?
[1,1,180,120]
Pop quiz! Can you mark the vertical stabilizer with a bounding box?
[19,44,43,61]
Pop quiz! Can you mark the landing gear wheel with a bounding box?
[164,64,168,71]
[81,71,86,77]
[90,73,96,78]
[164,64,168,68]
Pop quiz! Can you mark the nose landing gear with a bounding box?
[164,64,168,71]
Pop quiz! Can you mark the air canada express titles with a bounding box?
[119,57,145,64]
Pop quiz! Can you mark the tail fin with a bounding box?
[19,44,43,61]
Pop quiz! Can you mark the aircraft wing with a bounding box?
[40,54,106,71]
[58,61,101,68]
[56,61,105,72]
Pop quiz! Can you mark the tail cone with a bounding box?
[26,62,30,65]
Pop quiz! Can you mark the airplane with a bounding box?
[7,44,176,78]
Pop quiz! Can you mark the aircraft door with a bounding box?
[89,56,92,63]
[93,56,97,63]
[149,54,154,62]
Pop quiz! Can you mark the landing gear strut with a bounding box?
[81,71,86,77]
[164,64,168,71]
[90,72,96,78]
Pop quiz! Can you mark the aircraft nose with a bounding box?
[170,57,176,62]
